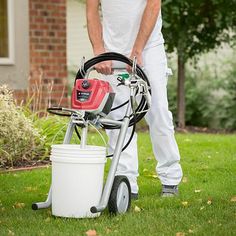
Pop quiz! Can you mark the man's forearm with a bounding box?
[132,0,161,55]
[86,0,105,55]
[86,0,112,74]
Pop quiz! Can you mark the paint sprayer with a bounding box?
[32,52,151,217]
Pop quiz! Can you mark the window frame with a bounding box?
[0,0,15,65]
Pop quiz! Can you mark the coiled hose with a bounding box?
[75,52,151,130]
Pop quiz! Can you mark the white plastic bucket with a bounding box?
[51,144,106,157]
[50,145,106,218]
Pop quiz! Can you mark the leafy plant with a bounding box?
[0,85,45,167]
[167,52,236,130]
[33,115,71,154]
[218,60,236,130]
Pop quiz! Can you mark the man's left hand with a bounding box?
[127,49,143,73]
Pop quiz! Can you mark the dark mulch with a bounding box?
[0,158,50,173]
[137,123,235,134]
[176,126,236,134]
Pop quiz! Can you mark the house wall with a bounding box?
[0,0,29,90]
[66,0,93,69]
[28,0,68,108]
[66,0,99,84]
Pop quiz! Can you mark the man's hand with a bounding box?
[127,49,143,73]
[95,60,113,75]
[93,49,113,75]
[130,49,143,67]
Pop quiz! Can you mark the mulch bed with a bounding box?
[175,126,235,134]
[0,159,50,173]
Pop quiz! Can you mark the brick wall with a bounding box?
[28,0,68,110]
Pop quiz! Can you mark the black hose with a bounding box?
[106,95,137,158]
[75,52,151,130]
[47,107,72,116]
[106,124,136,158]
[110,100,129,112]
[75,125,81,140]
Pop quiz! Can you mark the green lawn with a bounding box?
[1,133,236,236]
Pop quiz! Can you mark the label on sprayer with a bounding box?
[77,91,91,102]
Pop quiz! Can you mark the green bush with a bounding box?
[167,55,236,130]
[0,85,45,167]
[218,63,236,130]
[33,115,71,154]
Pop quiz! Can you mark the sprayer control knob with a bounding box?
[82,80,90,89]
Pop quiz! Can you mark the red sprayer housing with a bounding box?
[71,79,115,117]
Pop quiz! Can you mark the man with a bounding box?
[86,0,183,198]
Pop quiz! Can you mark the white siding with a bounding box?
[0,0,29,89]
[66,0,93,69]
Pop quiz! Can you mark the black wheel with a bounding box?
[108,175,131,214]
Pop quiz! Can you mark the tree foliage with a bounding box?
[162,0,236,61]
[162,0,236,127]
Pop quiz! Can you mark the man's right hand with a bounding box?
[93,48,113,75]
[94,60,113,75]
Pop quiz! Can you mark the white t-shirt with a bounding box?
[101,0,164,55]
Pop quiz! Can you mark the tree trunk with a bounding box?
[177,55,186,128]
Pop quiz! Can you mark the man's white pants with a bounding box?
[106,44,183,194]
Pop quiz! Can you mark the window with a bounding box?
[0,0,14,64]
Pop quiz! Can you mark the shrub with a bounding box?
[0,85,45,167]
[218,62,236,130]
[167,52,236,130]
[33,115,70,154]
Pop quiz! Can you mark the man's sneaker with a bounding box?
[161,185,178,197]
[131,193,139,200]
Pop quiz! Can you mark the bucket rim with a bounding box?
[50,156,107,164]
[50,153,106,158]
[51,150,106,154]
[51,144,106,151]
